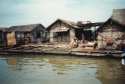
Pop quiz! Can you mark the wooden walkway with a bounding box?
[0,43,123,58]
[0,49,123,58]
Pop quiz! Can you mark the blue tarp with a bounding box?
[121,48,125,52]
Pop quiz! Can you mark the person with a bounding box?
[73,38,78,48]
[69,37,78,48]
[93,41,97,49]
[105,37,113,50]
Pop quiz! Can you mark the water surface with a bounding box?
[0,55,125,84]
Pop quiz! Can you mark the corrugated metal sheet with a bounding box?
[52,27,69,32]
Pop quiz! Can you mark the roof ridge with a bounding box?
[10,23,41,27]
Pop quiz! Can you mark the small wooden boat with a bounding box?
[121,53,125,70]
[121,57,125,70]
[121,58,125,65]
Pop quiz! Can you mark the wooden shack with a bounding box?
[77,21,103,41]
[47,19,81,43]
[8,24,46,45]
[47,19,103,47]
[97,9,125,50]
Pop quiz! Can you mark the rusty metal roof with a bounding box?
[52,27,69,32]
[0,27,9,32]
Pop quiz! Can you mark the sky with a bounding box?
[0,0,125,27]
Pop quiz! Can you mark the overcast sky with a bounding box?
[0,0,125,27]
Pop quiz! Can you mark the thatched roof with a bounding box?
[112,9,125,26]
[9,24,45,32]
[47,19,79,30]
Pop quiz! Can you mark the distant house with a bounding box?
[97,9,125,50]
[8,24,46,45]
[47,19,82,43]
[0,27,8,47]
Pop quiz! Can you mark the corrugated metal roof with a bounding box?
[52,27,69,32]
[0,27,9,32]
[8,24,45,32]
[59,19,78,28]
[47,19,79,30]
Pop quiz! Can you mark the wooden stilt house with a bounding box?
[97,9,125,50]
[8,24,46,46]
[47,19,81,43]
[77,21,103,42]
[47,19,103,46]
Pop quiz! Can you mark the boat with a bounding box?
[121,52,125,70]
[121,57,125,70]
[121,58,125,65]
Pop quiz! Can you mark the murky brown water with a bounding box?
[0,54,125,84]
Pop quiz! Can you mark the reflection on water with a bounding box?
[0,55,125,84]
